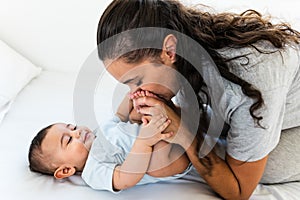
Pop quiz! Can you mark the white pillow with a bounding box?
[0,39,42,124]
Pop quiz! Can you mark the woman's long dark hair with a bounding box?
[97,0,300,128]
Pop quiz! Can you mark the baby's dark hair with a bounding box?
[28,124,56,176]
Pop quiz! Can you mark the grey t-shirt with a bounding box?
[179,41,300,162]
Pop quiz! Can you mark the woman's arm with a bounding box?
[112,114,173,190]
[147,141,189,177]
[186,142,268,200]
[135,96,268,200]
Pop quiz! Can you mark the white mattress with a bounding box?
[0,70,299,200]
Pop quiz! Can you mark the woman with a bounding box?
[97,0,300,199]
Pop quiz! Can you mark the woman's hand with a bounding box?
[128,108,143,124]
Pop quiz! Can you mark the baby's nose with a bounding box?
[71,129,81,138]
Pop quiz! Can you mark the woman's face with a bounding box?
[106,58,181,101]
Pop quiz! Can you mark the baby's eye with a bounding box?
[67,136,73,144]
[74,125,77,130]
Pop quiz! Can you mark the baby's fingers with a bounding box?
[157,119,171,132]
[159,131,174,140]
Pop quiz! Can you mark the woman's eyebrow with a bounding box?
[122,76,138,84]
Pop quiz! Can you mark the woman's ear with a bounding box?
[54,165,76,179]
[161,34,177,66]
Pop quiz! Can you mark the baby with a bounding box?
[28,91,191,193]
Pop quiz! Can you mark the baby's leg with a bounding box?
[146,141,189,177]
[132,90,189,177]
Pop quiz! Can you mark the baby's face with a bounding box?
[41,123,95,171]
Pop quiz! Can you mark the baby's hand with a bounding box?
[137,114,173,147]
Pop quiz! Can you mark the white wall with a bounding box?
[189,0,300,28]
[0,0,112,71]
[0,0,299,71]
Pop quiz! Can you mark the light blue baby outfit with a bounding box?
[81,115,192,193]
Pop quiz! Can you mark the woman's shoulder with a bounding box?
[217,40,299,58]
[217,41,300,91]
[217,41,299,69]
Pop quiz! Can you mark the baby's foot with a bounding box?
[131,90,157,99]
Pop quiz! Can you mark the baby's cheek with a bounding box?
[78,147,89,161]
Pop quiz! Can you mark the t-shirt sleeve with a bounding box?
[81,125,126,193]
[82,155,120,193]
[226,87,288,162]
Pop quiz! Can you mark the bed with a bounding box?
[0,0,299,199]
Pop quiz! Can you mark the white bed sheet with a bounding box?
[0,70,299,200]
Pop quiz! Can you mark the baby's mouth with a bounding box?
[84,132,88,143]
[82,131,96,151]
[80,130,89,144]
[80,131,86,143]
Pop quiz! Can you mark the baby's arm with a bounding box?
[131,90,190,177]
[116,93,144,123]
[112,114,173,191]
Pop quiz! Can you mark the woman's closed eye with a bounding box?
[135,79,143,86]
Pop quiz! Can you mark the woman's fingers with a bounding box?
[138,106,167,117]
[141,117,148,125]
[141,116,151,125]
[138,106,152,115]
